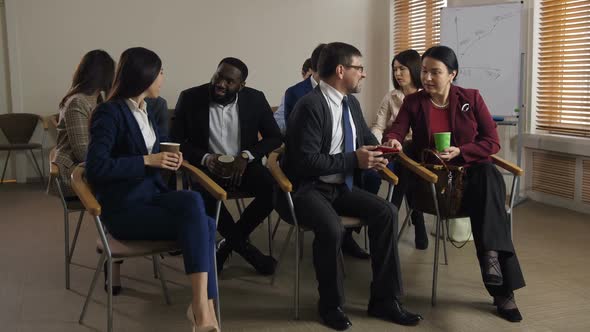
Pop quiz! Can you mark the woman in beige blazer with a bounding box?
[370,50,422,142]
[51,50,115,198]
[365,49,429,249]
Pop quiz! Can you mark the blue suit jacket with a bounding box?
[284,77,313,124]
[86,99,168,217]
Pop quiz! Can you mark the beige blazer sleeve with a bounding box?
[371,90,403,143]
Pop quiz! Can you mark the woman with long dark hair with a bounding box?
[384,45,525,322]
[86,47,218,332]
[51,49,115,198]
[364,49,428,249]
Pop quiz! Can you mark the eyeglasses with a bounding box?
[344,65,365,73]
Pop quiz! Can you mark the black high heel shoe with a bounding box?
[103,260,123,296]
[495,293,522,322]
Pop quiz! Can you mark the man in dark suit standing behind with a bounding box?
[283,43,422,330]
[284,43,369,259]
[172,58,281,275]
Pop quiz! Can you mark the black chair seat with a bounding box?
[226,191,255,200]
[0,143,42,150]
[64,197,85,211]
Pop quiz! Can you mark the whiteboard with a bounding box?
[441,3,522,116]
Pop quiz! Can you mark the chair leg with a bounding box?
[106,258,114,332]
[271,215,281,240]
[29,149,44,184]
[294,226,300,320]
[299,230,305,261]
[64,210,71,289]
[79,253,106,324]
[213,200,222,329]
[432,215,441,306]
[235,199,244,215]
[441,218,449,266]
[69,211,85,260]
[153,255,171,305]
[397,207,413,242]
[271,225,294,286]
[267,215,273,257]
[364,226,368,250]
[0,150,11,183]
[152,256,159,279]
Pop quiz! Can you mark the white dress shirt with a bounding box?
[318,80,357,184]
[310,75,319,89]
[201,95,254,165]
[125,98,156,154]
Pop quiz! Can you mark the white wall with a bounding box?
[3,0,392,182]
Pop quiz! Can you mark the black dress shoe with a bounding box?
[234,241,277,275]
[342,234,370,259]
[368,299,423,326]
[216,240,233,274]
[103,261,123,296]
[319,306,352,331]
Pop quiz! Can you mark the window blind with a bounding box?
[536,0,590,136]
[393,0,447,55]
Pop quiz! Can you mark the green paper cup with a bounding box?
[433,132,451,153]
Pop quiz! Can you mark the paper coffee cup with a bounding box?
[433,132,451,153]
[160,142,180,153]
[216,155,235,179]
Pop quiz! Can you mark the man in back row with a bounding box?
[282,42,422,330]
[172,57,281,275]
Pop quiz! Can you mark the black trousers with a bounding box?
[463,163,526,296]
[390,158,425,225]
[291,182,402,308]
[397,159,525,296]
[197,162,276,248]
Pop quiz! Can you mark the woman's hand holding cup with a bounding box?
[439,146,460,161]
[144,151,182,170]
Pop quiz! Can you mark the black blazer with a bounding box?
[86,100,168,217]
[146,97,169,140]
[284,86,378,192]
[171,83,282,167]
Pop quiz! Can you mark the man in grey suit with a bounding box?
[282,42,422,330]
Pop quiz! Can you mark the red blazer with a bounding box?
[383,84,500,166]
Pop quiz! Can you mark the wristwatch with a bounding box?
[240,151,250,161]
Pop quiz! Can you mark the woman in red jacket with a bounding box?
[384,46,524,323]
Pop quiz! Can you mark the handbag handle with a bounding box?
[421,149,450,173]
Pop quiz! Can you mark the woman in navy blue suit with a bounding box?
[86,47,218,332]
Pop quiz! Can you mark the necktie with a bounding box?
[342,96,354,190]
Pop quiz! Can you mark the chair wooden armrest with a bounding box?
[181,161,227,201]
[41,115,51,130]
[491,155,524,176]
[71,165,101,216]
[397,152,438,184]
[50,162,59,177]
[268,147,293,193]
[379,166,398,185]
[49,148,59,177]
